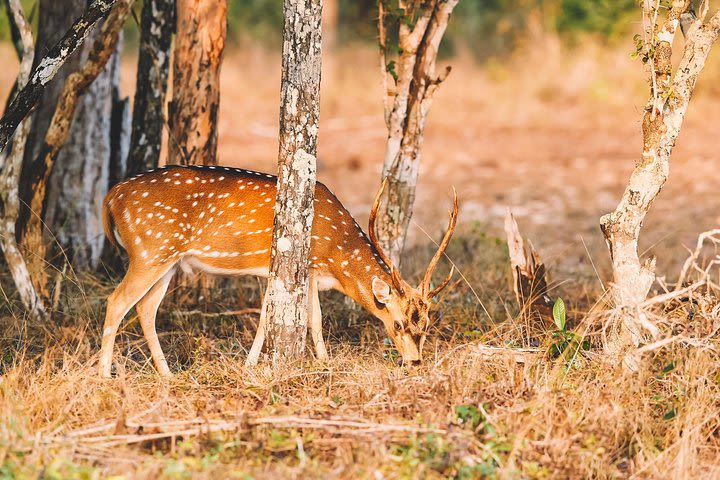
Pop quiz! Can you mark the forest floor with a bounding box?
[1,41,720,478]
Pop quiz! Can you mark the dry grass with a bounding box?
[1,226,719,479]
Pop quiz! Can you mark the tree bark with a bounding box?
[168,0,227,166]
[19,0,132,293]
[18,0,87,222]
[600,4,720,352]
[127,0,174,175]
[0,0,47,322]
[264,0,323,363]
[376,0,458,266]
[0,0,117,153]
[109,51,132,187]
[167,0,226,303]
[44,38,127,270]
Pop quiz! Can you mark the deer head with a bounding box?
[366,181,458,365]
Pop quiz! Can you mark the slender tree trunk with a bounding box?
[0,0,47,322]
[322,0,337,50]
[168,0,227,166]
[600,4,720,355]
[127,0,174,176]
[264,0,323,363]
[167,0,227,303]
[108,50,132,187]
[376,0,458,266]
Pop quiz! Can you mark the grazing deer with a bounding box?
[100,165,457,377]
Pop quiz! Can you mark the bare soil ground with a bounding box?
[1,41,720,479]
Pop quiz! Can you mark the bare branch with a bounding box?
[0,0,118,153]
[504,209,552,318]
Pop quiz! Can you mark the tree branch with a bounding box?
[0,0,117,153]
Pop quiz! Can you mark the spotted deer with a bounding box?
[100,165,458,377]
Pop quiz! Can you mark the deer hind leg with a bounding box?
[309,277,328,360]
[135,267,176,377]
[245,285,269,366]
[99,263,174,378]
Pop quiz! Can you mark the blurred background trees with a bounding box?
[0,1,639,60]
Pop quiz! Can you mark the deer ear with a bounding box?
[372,276,392,304]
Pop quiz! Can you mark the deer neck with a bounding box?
[313,216,395,322]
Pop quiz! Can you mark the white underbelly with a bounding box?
[179,256,341,292]
[179,256,270,278]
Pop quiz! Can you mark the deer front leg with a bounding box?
[309,277,328,360]
[100,264,170,377]
[246,286,269,366]
[136,267,175,377]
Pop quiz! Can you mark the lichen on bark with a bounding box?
[263,0,323,363]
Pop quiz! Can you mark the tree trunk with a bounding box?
[600,4,720,355]
[167,0,227,303]
[18,0,132,294]
[109,51,132,188]
[127,0,174,176]
[264,0,323,363]
[168,0,227,166]
[0,0,47,322]
[44,39,126,270]
[376,0,458,266]
[18,0,87,219]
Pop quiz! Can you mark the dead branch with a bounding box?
[0,0,117,152]
[504,209,552,320]
[40,414,452,450]
[677,229,720,287]
[473,344,543,364]
[0,0,46,322]
[639,280,706,308]
[19,0,133,297]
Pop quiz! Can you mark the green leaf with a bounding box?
[455,404,482,428]
[553,297,566,331]
[386,60,398,82]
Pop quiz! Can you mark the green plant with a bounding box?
[383,337,399,363]
[455,404,482,429]
[549,297,589,358]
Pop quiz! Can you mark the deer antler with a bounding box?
[421,188,458,299]
[368,179,405,294]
